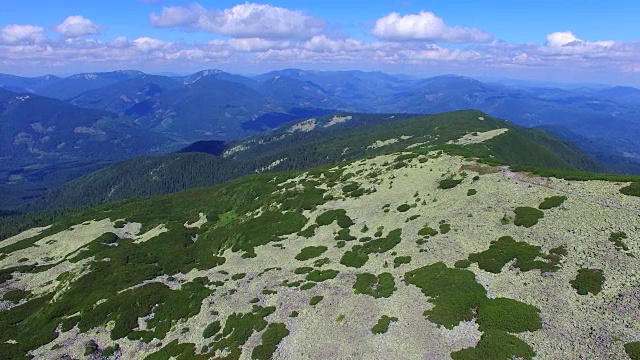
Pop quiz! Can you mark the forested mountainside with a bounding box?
[20,110,603,213]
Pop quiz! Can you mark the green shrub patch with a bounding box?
[538,196,567,210]
[570,268,604,295]
[620,182,640,197]
[405,263,542,359]
[513,207,544,227]
[305,269,339,282]
[393,256,412,268]
[371,315,398,334]
[251,323,289,360]
[353,272,396,298]
[609,232,630,251]
[340,245,369,268]
[467,236,563,273]
[438,178,463,189]
[476,298,542,333]
[295,246,328,261]
[418,225,438,237]
[316,209,354,228]
[451,329,536,360]
[309,296,324,305]
[625,342,640,360]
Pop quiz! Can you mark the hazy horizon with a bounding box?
[2,0,640,86]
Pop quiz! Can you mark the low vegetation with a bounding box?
[609,232,630,251]
[438,178,463,189]
[371,315,398,334]
[620,182,640,197]
[625,342,640,360]
[353,272,396,298]
[467,236,564,273]
[405,263,542,359]
[538,196,567,210]
[513,207,544,227]
[570,268,604,295]
[295,246,328,261]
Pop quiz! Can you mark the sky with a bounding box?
[1,0,640,85]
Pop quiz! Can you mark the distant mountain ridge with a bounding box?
[2,68,640,211]
[24,110,603,212]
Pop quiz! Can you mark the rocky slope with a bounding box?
[1,129,639,359]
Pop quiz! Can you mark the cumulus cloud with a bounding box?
[228,38,290,52]
[543,31,615,54]
[149,2,325,39]
[108,36,131,49]
[54,16,101,37]
[132,37,169,52]
[301,35,364,52]
[0,25,47,44]
[372,11,493,43]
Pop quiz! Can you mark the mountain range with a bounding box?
[1,108,638,359]
[2,68,640,211]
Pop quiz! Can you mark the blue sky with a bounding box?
[2,0,639,85]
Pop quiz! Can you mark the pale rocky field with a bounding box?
[1,147,639,360]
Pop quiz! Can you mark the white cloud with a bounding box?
[228,38,290,52]
[54,16,101,37]
[132,37,169,52]
[543,31,615,55]
[108,36,131,49]
[0,25,47,44]
[149,2,325,39]
[372,11,493,43]
[301,35,363,52]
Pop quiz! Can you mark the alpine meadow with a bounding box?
[1,1,640,359]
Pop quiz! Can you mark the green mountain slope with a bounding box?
[0,145,639,359]
[25,110,602,212]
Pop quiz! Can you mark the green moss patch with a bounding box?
[467,189,477,196]
[309,296,324,305]
[316,209,354,228]
[451,329,536,360]
[397,204,411,212]
[353,272,396,298]
[609,232,630,252]
[513,207,544,227]
[203,321,222,339]
[294,267,313,274]
[393,256,412,268]
[467,236,563,273]
[477,298,542,333]
[295,246,328,261]
[305,269,339,282]
[405,263,487,328]
[1,289,30,304]
[620,182,640,197]
[538,196,567,209]
[251,323,289,360]
[340,245,369,268]
[418,225,438,237]
[362,229,402,254]
[570,268,604,295]
[231,273,246,280]
[438,178,463,189]
[625,342,640,360]
[371,315,398,334]
[405,263,542,359]
[439,222,451,234]
[335,228,357,241]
